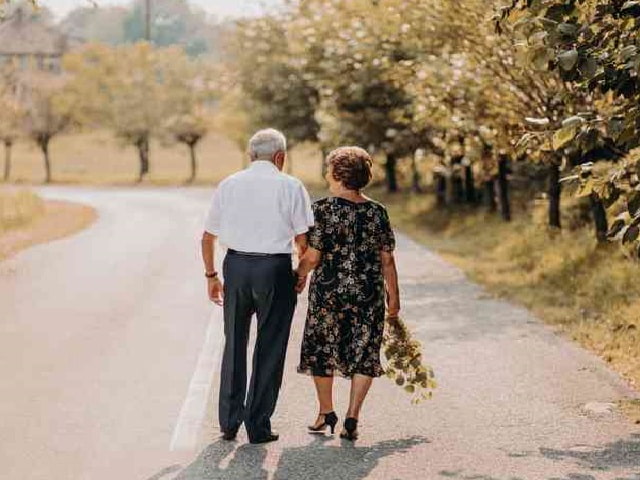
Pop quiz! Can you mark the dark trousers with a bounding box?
[219,252,297,441]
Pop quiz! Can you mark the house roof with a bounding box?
[0,7,75,56]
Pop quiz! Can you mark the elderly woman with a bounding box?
[295,146,400,441]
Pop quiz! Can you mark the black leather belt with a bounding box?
[227,249,291,258]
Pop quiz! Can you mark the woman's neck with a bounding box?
[332,186,366,202]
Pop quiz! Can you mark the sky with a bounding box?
[41,0,285,20]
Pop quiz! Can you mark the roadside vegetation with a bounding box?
[0,187,96,261]
[0,188,43,232]
[373,185,640,391]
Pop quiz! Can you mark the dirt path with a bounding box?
[0,187,637,480]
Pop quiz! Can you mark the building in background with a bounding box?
[0,6,81,73]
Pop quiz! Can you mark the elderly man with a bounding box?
[201,129,314,444]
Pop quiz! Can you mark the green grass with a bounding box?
[372,187,640,392]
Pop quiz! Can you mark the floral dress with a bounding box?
[297,197,396,378]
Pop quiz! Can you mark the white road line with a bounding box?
[170,306,224,451]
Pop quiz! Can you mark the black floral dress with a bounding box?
[297,197,396,378]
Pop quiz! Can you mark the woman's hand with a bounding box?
[387,301,400,319]
[381,250,400,319]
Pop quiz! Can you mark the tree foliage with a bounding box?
[63,42,215,182]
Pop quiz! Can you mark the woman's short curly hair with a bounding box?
[327,146,373,191]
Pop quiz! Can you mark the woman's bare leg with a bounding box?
[312,376,334,426]
[345,374,373,419]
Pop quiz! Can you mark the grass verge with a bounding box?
[371,188,639,418]
[0,188,96,261]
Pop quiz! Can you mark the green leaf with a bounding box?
[628,192,640,216]
[552,125,578,150]
[562,116,586,128]
[623,225,640,244]
[576,178,595,198]
[558,49,579,71]
[608,214,629,239]
[557,23,578,38]
[622,1,640,12]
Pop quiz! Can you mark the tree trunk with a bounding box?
[321,147,329,181]
[385,153,398,193]
[187,141,197,184]
[484,180,497,212]
[464,165,476,204]
[449,155,464,204]
[411,152,422,193]
[497,156,511,222]
[590,193,608,244]
[435,173,447,207]
[40,138,51,184]
[451,174,464,203]
[137,136,150,182]
[548,162,561,229]
[3,140,12,182]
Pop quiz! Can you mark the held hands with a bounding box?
[294,270,307,294]
[207,277,224,306]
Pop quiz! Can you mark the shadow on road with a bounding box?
[541,433,640,476]
[158,435,427,480]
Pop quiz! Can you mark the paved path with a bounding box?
[0,187,637,480]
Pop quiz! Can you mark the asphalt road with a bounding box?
[0,186,638,480]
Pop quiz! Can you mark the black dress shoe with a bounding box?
[249,432,279,444]
[222,429,238,441]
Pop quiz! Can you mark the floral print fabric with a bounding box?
[297,197,396,378]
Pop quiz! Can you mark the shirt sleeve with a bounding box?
[204,187,222,235]
[307,202,325,251]
[291,182,315,235]
[379,206,396,252]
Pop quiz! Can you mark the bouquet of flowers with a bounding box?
[382,316,436,404]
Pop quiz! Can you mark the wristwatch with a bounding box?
[205,271,219,279]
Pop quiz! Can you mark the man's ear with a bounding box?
[273,151,286,170]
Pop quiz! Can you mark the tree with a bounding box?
[160,52,217,183]
[0,65,23,181]
[22,72,72,183]
[64,43,178,182]
[500,0,639,252]
[228,15,320,174]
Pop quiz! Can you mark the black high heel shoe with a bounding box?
[307,411,338,434]
[340,417,359,441]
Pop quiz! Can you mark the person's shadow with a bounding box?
[273,435,428,480]
[171,440,268,480]
[151,435,427,480]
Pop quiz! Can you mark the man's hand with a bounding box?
[294,271,307,294]
[208,278,224,306]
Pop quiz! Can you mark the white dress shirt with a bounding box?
[204,161,315,254]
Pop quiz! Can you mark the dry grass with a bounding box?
[0,187,96,261]
[2,130,326,187]
[373,188,640,394]
[0,187,44,233]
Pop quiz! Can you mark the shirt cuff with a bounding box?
[293,225,311,235]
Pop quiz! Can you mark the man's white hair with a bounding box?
[249,129,287,161]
